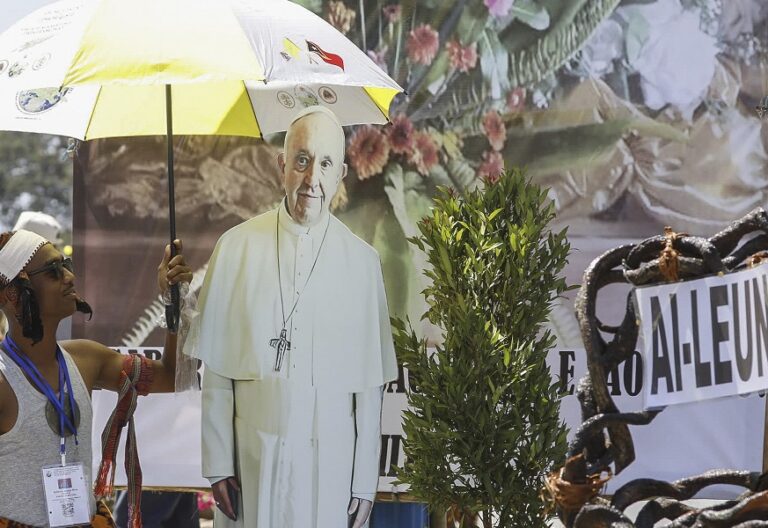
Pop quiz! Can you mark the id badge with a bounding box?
[41,463,92,527]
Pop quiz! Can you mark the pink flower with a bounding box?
[484,0,515,18]
[477,150,505,183]
[446,40,478,73]
[482,110,507,152]
[407,24,439,65]
[367,46,389,72]
[383,4,402,24]
[348,126,391,180]
[387,114,415,156]
[326,1,356,35]
[506,87,526,112]
[409,131,439,176]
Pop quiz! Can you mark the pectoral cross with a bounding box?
[270,328,291,372]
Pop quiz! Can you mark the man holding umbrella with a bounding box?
[189,106,398,527]
[0,232,191,527]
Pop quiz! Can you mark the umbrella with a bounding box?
[0,0,403,328]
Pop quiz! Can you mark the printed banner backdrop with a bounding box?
[73,0,768,499]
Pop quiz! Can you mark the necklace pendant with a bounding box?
[269,328,291,372]
[45,396,80,437]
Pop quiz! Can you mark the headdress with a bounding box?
[0,230,47,286]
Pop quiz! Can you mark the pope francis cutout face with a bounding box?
[278,108,348,227]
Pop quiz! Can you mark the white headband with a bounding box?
[0,230,48,285]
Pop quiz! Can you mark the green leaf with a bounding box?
[479,29,511,100]
[422,51,451,93]
[438,244,453,276]
[488,208,503,222]
[456,2,489,43]
[510,0,550,31]
[503,0,622,87]
[428,163,454,189]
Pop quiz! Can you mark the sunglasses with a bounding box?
[27,257,74,280]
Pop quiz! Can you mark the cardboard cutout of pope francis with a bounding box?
[186,106,398,528]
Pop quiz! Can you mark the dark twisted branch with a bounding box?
[554,208,768,527]
[696,491,768,526]
[567,411,659,459]
[623,256,708,285]
[572,504,633,528]
[611,470,763,511]
[723,235,768,269]
[660,500,737,528]
[574,244,637,473]
[634,497,696,528]
[599,294,638,372]
[710,209,768,256]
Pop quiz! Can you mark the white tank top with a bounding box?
[0,345,94,526]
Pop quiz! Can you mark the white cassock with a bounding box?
[186,203,398,528]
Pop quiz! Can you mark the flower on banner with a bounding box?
[477,150,505,182]
[406,24,439,65]
[387,113,415,156]
[482,110,507,151]
[484,0,515,18]
[506,87,526,112]
[446,40,478,73]
[326,1,356,35]
[383,4,402,24]
[348,126,391,180]
[367,45,389,72]
[410,130,439,176]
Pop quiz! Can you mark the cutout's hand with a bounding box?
[212,477,239,521]
[348,497,373,528]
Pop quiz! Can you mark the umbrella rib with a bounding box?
[81,85,104,141]
[242,80,264,137]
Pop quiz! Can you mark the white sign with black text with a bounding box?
[635,264,768,409]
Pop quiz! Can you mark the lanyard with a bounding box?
[1,335,79,464]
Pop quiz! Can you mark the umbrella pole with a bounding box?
[165,84,180,333]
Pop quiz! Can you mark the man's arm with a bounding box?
[64,241,191,393]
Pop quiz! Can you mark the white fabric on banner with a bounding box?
[92,385,209,489]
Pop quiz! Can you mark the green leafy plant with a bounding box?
[393,168,571,527]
